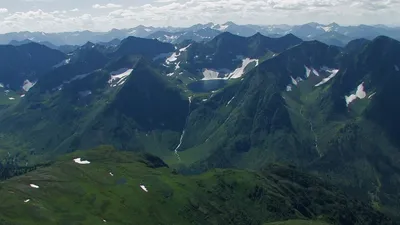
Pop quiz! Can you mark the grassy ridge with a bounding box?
[0,146,395,225]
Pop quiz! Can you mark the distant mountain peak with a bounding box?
[212,31,243,41]
[250,32,264,38]
[306,22,322,27]
[328,22,340,27]
[373,35,396,42]
[81,41,95,49]
[282,33,300,39]
[224,21,237,26]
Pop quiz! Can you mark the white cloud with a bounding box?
[0,8,8,13]
[92,3,122,9]
[0,10,94,33]
[0,0,400,33]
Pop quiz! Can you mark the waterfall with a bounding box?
[174,96,192,161]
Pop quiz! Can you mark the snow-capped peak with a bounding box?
[320,26,333,32]
[211,23,230,31]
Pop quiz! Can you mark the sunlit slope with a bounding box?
[0,146,394,225]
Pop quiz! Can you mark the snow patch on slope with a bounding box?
[22,80,36,92]
[73,158,91,164]
[166,52,179,64]
[175,62,181,70]
[30,184,39,189]
[140,185,148,192]
[291,76,298,86]
[201,58,258,80]
[305,66,311,78]
[345,82,367,106]
[202,69,222,80]
[312,68,320,77]
[356,83,367,99]
[212,23,230,31]
[368,92,376,99]
[164,35,179,41]
[315,69,339,87]
[227,96,235,106]
[320,26,333,32]
[165,44,191,64]
[228,58,258,79]
[108,68,133,87]
[179,44,192,52]
[53,58,71,68]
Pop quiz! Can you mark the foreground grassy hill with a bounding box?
[0,146,395,225]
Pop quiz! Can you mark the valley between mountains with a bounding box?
[1,30,400,224]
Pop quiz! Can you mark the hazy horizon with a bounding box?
[0,0,399,33]
[0,21,399,35]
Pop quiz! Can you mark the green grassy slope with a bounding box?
[0,146,395,225]
[177,41,341,170]
[0,56,189,160]
[174,37,400,217]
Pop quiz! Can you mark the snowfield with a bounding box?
[202,69,222,80]
[108,68,133,87]
[345,82,367,106]
[227,58,258,79]
[165,44,191,64]
[202,58,258,80]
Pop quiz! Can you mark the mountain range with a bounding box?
[1,28,400,224]
[2,22,400,48]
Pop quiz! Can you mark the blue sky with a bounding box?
[0,0,399,33]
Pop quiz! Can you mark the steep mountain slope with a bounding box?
[75,57,190,156]
[0,146,395,225]
[177,40,341,168]
[301,37,400,216]
[0,43,66,90]
[158,32,303,81]
[2,33,400,219]
[0,53,189,161]
[112,36,175,59]
[170,37,400,217]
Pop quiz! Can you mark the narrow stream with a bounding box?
[300,106,320,156]
[174,96,192,161]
